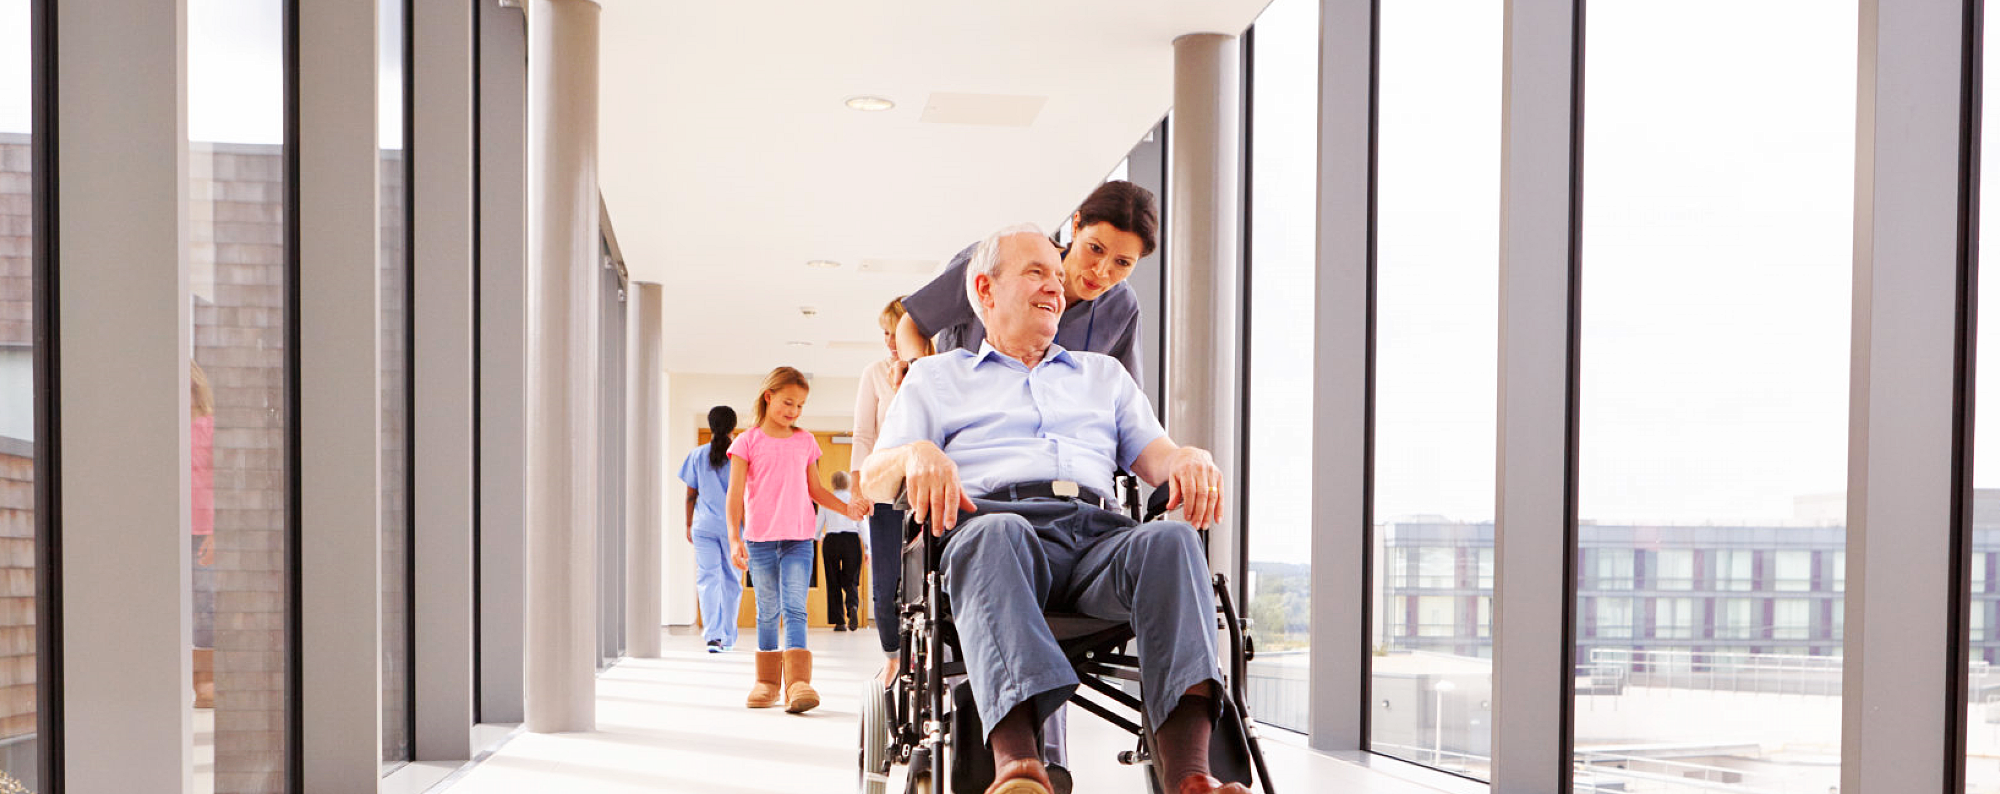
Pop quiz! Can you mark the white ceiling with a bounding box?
[597,0,1275,378]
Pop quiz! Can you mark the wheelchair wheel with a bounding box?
[858,679,890,794]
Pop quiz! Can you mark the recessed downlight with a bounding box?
[786,340,813,348]
[845,95,895,112]
[806,259,842,269]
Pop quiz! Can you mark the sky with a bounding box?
[1250,0,1864,568]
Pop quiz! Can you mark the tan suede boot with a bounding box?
[192,648,215,709]
[746,651,783,708]
[782,648,819,714]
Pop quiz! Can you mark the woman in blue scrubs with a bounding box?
[681,405,743,652]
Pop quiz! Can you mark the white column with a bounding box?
[1309,0,1372,752]
[524,0,601,733]
[626,283,664,657]
[1841,1,1970,791]
[1166,32,1244,586]
[413,0,477,760]
[299,0,383,788]
[478,0,530,726]
[56,1,192,790]
[1491,1,1579,792]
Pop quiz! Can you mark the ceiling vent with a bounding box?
[919,92,1048,127]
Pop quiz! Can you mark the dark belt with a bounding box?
[980,480,1112,510]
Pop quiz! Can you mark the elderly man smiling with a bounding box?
[862,223,1247,794]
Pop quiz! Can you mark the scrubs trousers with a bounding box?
[941,497,1222,743]
[690,527,742,647]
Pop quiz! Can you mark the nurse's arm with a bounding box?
[684,487,697,542]
[895,314,930,368]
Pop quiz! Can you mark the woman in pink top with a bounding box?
[727,366,864,713]
[191,361,217,709]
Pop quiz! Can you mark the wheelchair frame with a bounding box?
[859,476,1277,794]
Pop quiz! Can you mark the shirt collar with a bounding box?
[974,340,1077,371]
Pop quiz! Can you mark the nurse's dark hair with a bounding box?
[752,366,811,430]
[1073,180,1158,257]
[706,405,737,468]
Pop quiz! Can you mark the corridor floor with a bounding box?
[431,627,1464,794]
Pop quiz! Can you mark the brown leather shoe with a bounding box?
[985,758,1052,794]
[1174,774,1252,794]
[746,651,783,708]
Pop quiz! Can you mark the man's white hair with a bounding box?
[965,222,1050,323]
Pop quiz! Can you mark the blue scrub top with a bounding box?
[678,443,732,536]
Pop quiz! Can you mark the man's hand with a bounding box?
[847,494,874,521]
[905,441,976,535]
[1160,446,1224,529]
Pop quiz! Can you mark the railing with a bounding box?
[1582,648,1842,697]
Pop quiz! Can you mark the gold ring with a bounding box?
[1207,485,1217,493]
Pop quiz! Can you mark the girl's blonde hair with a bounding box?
[190,360,214,419]
[753,366,811,429]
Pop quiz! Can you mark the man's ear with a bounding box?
[973,272,997,312]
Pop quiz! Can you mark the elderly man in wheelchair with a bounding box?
[861,223,1262,794]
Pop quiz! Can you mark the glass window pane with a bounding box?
[1657,549,1694,590]
[188,0,291,790]
[1576,3,1853,792]
[1244,0,1319,737]
[0,0,37,788]
[1973,5,2000,788]
[378,0,411,770]
[1368,0,1500,777]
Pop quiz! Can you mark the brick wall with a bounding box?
[192,141,288,794]
[0,135,38,790]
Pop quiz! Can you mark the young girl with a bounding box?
[728,366,863,712]
[678,405,742,653]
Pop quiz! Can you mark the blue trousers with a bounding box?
[691,528,742,647]
[941,498,1221,742]
[747,538,816,651]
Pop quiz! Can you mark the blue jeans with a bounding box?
[690,527,742,646]
[747,539,815,651]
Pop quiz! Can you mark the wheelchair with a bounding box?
[857,475,1277,794]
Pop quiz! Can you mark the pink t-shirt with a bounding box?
[192,415,215,536]
[727,426,822,542]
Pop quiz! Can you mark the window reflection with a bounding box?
[0,0,37,788]
[1243,0,1319,736]
[1574,3,1854,792]
[1367,0,1501,777]
[188,0,290,791]
[378,0,412,770]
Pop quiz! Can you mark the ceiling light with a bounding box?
[845,95,895,112]
[787,340,813,347]
[806,259,842,269]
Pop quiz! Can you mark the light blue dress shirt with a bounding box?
[875,342,1166,500]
